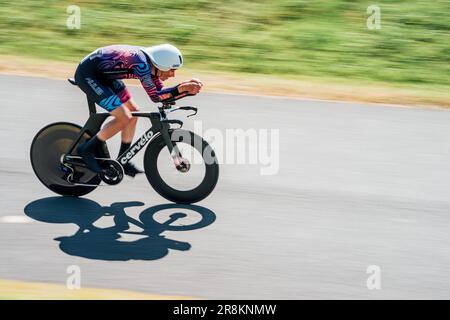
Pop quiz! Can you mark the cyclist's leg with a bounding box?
[118,100,145,176]
[108,79,144,177]
[74,66,132,172]
[107,79,139,144]
[77,105,132,173]
[97,105,132,141]
[120,99,139,143]
[82,97,141,175]
[100,102,143,177]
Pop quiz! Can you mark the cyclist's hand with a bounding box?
[179,81,202,95]
[189,78,203,87]
[180,78,203,87]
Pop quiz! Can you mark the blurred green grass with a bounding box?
[0,0,449,87]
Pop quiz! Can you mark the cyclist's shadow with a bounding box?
[23,197,216,261]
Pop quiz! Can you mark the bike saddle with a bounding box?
[67,78,77,86]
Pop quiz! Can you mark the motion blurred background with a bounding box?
[0,0,449,106]
[0,0,450,105]
[1,0,450,300]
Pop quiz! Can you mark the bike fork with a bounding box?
[160,122,184,167]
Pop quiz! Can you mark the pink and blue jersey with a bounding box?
[75,45,180,111]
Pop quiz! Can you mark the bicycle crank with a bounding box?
[99,159,124,185]
[61,155,124,186]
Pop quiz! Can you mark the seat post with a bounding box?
[87,96,97,114]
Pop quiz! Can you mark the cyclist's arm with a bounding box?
[137,73,187,103]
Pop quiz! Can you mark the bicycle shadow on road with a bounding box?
[23,197,216,261]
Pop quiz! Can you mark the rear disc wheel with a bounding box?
[30,122,100,196]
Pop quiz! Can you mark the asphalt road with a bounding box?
[1,74,450,299]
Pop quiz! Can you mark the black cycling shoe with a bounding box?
[77,143,103,174]
[123,162,144,177]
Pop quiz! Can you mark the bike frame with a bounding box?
[64,95,183,167]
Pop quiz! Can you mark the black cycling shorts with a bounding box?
[74,59,131,112]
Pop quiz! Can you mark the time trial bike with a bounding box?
[30,78,219,204]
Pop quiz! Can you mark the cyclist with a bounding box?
[74,44,203,177]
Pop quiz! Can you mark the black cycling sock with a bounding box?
[82,135,103,153]
[97,140,110,158]
[118,141,131,158]
[77,135,104,173]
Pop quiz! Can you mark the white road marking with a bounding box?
[0,216,33,223]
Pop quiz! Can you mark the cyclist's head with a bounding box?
[143,44,183,72]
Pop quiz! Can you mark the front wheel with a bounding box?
[144,130,219,204]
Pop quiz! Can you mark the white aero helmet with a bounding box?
[143,43,183,71]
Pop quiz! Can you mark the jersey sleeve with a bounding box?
[138,72,161,103]
[134,68,182,103]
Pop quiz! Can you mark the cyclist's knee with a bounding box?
[122,100,139,125]
[120,112,133,128]
[112,106,132,127]
[123,99,140,112]
[129,115,138,124]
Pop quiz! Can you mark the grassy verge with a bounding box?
[1,54,448,108]
[0,1,448,107]
[0,279,194,300]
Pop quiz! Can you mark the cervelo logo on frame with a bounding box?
[120,131,154,164]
